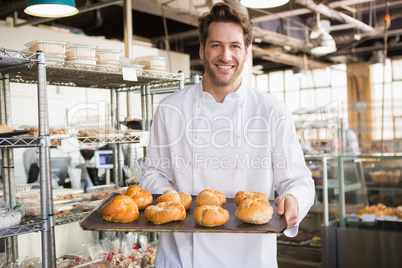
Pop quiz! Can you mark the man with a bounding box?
[140,2,314,267]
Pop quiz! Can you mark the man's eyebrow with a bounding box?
[207,40,243,45]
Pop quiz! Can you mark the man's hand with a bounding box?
[275,194,299,229]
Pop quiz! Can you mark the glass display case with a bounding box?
[337,154,402,268]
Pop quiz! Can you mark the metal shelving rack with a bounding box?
[1,48,55,267]
[0,47,184,266]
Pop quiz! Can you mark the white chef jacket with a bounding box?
[140,81,315,268]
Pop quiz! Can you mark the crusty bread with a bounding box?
[195,189,226,207]
[126,185,142,196]
[126,185,153,210]
[157,189,192,210]
[235,198,273,224]
[234,191,268,206]
[179,191,192,210]
[193,205,229,227]
[0,124,13,133]
[100,194,139,223]
[144,201,186,224]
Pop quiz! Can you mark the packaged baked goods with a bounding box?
[65,57,97,66]
[0,123,13,133]
[369,170,401,184]
[0,210,22,228]
[136,56,167,69]
[66,44,97,58]
[25,40,67,55]
[53,188,84,201]
[96,48,121,62]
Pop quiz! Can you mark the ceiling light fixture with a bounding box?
[310,15,337,56]
[240,0,290,9]
[24,0,79,18]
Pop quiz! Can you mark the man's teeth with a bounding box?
[217,65,232,69]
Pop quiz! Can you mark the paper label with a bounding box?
[362,214,376,222]
[384,216,398,221]
[122,68,138,81]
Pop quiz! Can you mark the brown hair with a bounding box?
[198,2,253,48]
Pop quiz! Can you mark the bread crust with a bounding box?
[145,201,186,224]
[126,185,142,196]
[234,191,268,206]
[101,194,139,223]
[193,205,229,227]
[235,198,273,224]
[195,189,226,207]
[157,189,192,210]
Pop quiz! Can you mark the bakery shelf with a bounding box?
[0,220,43,239]
[0,137,40,148]
[55,211,89,226]
[6,60,183,92]
[0,48,38,72]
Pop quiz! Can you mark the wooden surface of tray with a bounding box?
[80,193,287,233]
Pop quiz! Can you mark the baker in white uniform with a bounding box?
[140,3,315,267]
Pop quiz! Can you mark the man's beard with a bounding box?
[203,57,244,87]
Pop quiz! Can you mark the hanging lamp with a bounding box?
[240,0,290,9]
[310,15,336,56]
[24,0,79,18]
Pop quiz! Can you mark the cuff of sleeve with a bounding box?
[283,224,299,237]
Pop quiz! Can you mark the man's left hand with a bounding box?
[275,194,299,229]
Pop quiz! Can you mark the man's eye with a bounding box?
[212,44,220,48]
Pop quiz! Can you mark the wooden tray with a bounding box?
[79,193,287,233]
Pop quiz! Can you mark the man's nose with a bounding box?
[219,46,232,62]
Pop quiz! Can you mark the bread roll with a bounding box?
[195,189,226,207]
[235,198,273,224]
[234,191,268,206]
[179,191,192,210]
[0,124,12,133]
[157,189,192,210]
[101,194,139,223]
[144,201,186,224]
[126,185,142,196]
[193,205,229,227]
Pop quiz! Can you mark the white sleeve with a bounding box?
[140,104,175,194]
[271,105,315,237]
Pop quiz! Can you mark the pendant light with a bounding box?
[310,15,336,56]
[24,0,79,18]
[240,0,290,9]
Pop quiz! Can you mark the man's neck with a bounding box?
[202,78,242,103]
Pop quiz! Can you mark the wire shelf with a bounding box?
[0,137,40,148]
[0,220,43,239]
[55,212,89,226]
[0,48,38,73]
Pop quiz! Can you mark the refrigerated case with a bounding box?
[337,154,402,268]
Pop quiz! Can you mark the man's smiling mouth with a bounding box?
[216,65,234,69]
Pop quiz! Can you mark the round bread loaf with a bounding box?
[235,198,273,224]
[193,205,229,227]
[157,189,192,210]
[234,191,268,206]
[195,189,226,207]
[145,201,186,224]
[101,194,139,223]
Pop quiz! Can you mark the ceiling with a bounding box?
[1,0,402,74]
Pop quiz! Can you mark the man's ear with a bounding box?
[199,43,204,60]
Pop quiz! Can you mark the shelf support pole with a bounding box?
[37,51,56,268]
[0,73,18,264]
